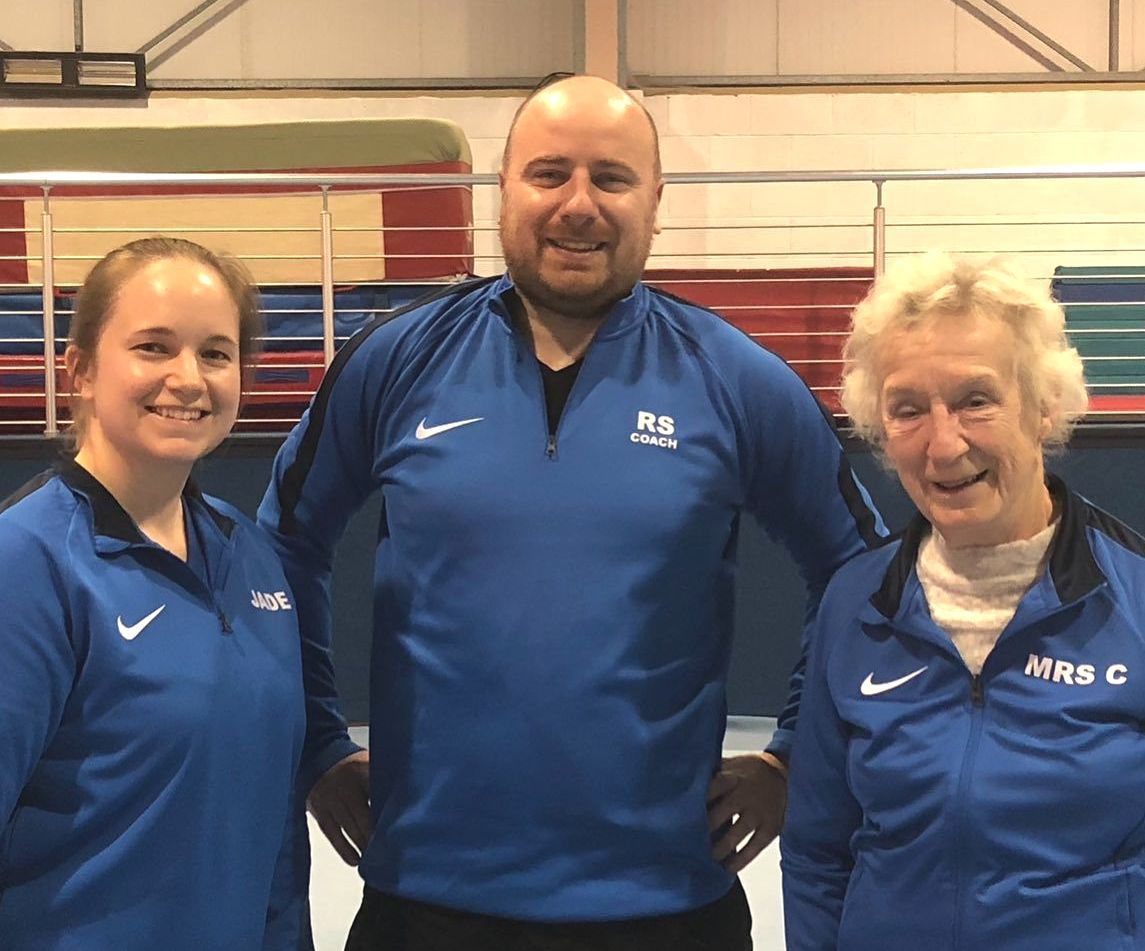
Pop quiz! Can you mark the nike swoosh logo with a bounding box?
[860,665,928,696]
[117,604,166,641]
[415,417,484,440]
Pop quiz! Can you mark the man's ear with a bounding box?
[653,180,664,235]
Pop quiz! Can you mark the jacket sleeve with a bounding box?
[780,598,862,950]
[257,335,387,793]
[0,525,75,826]
[737,349,886,757]
[261,793,315,951]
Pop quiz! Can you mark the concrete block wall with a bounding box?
[4,84,1145,278]
[643,87,1145,277]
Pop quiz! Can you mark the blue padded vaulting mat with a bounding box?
[0,284,442,355]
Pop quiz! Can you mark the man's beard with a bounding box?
[505,258,628,321]
[501,235,652,322]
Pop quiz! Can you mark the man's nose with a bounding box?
[559,171,598,220]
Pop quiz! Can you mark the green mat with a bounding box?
[0,118,471,173]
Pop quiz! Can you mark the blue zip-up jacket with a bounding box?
[782,475,1145,950]
[0,461,308,950]
[259,274,884,921]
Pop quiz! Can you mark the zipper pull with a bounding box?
[217,608,232,635]
[970,674,984,707]
[546,433,557,459]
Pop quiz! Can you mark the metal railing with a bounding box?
[2,164,1144,436]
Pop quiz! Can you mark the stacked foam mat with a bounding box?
[0,119,475,432]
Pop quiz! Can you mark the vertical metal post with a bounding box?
[320,187,336,368]
[617,0,629,86]
[573,0,586,73]
[1109,0,1120,71]
[41,188,59,436]
[73,0,84,52]
[583,0,621,82]
[873,181,886,277]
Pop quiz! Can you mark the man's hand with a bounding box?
[707,752,788,874]
[307,750,372,866]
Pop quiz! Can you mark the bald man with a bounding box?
[259,75,884,950]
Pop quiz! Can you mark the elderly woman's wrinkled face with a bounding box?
[877,311,1053,548]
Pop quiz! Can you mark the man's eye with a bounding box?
[133,342,166,355]
[203,349,234,363]
[530,169,566,185]
[594,174,631,191]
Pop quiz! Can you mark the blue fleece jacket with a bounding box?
[260,275,884,920]
[0,461,307,949]
[783,475,1145,950]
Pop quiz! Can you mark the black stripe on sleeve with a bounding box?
[650,284,887,552]
[1084,501,1145,559]
[836,457,886,549]
[0,468,55,515]
[274,277,496,535]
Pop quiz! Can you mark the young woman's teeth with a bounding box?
[152,407,205,421]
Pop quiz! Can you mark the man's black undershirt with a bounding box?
[539,360,583,436]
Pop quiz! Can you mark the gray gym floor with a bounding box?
[309,719,786,949]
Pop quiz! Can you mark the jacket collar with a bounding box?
[56,457,234,544]
[487,273,649,340]
[869,473,1105,620]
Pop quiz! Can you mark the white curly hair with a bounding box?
[841,251,1089,450]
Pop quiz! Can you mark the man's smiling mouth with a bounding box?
[548,239,606,253]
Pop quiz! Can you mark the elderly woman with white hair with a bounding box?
[780,252,1145,950]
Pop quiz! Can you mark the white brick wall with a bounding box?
[5,84,1145,275]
